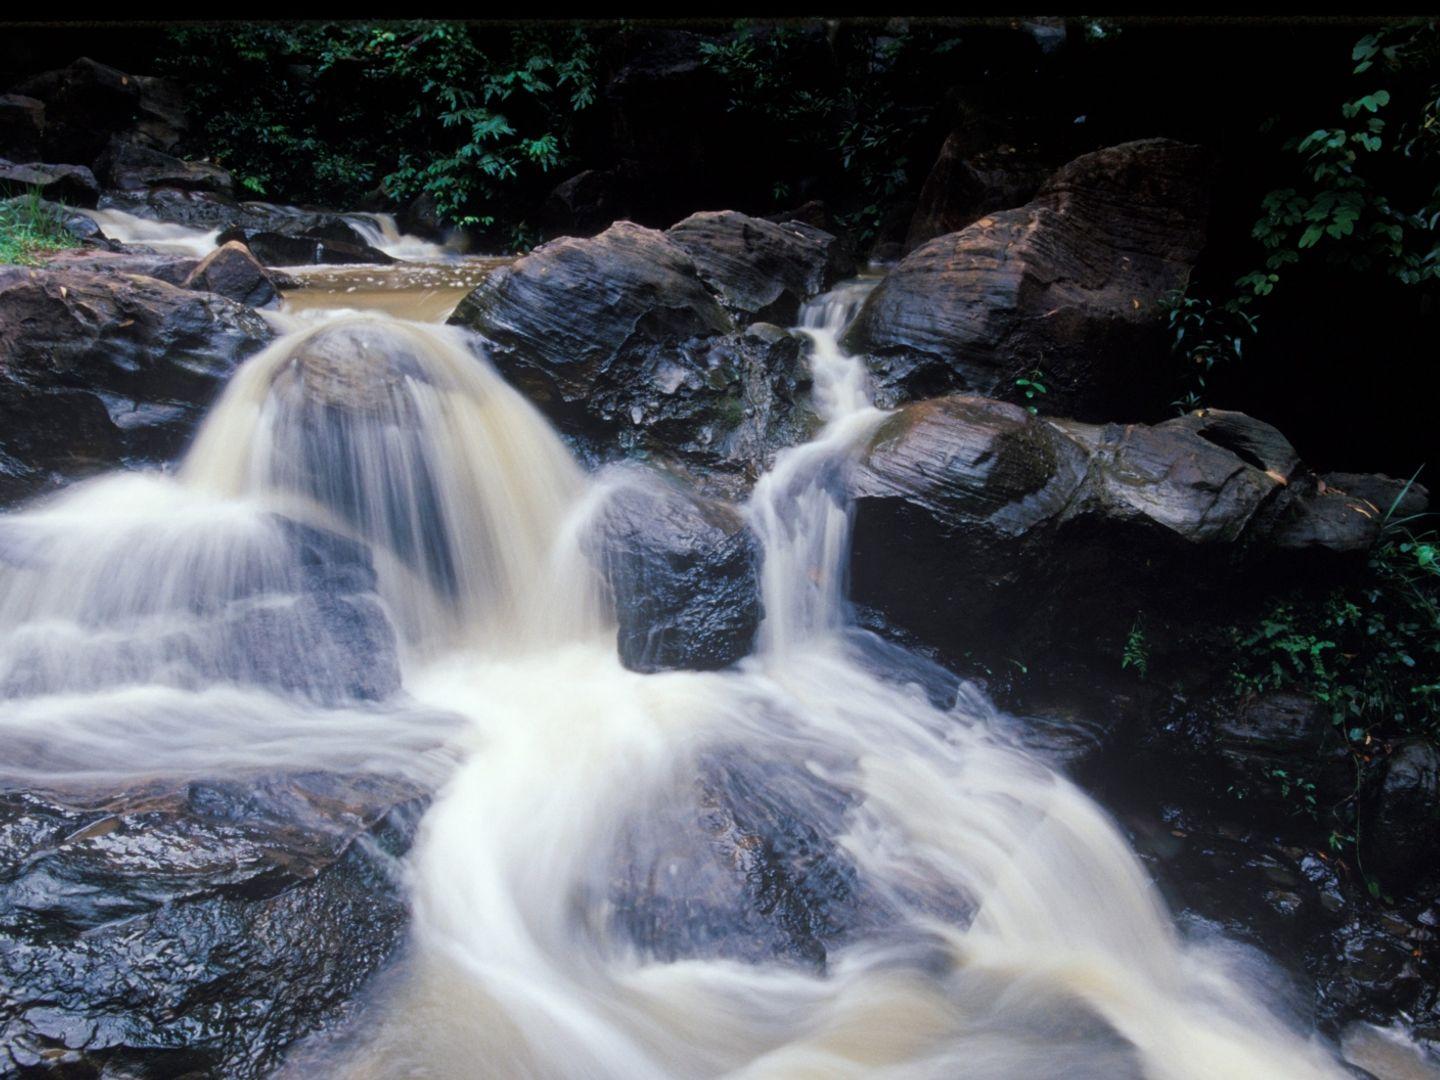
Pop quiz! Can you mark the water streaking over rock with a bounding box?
[280,284,1346,1079]
[345,212,456,261]
[79,205,220,256]
[182,315,607,653]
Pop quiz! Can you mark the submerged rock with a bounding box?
[216,225,392,268]
[0,772,424,1079]
[584,472,762,672]
[844,139,1212,418]
[0,266,273,503]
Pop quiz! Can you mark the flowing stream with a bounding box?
[0,261,1352,1076]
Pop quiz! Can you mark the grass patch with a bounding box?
[0,189,82,266]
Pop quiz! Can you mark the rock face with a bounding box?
[0,95,46,162]
[11,58,141,166]
[585,472,762,671]
[665,210,854,324]
[183,240,279,307]
[848,398,1389,660]
[452,221,732,405]
[452,219,848,492]
[0,159,99,206]
[844,139,1212,418]
[42,248,198,286]
[0,772,424,1079]
[1368,741,1440,890]
[0,266,273,504]
[99,138,233,196]
[903,132,1052,253]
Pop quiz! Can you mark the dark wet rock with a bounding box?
[904,127,1052,254]
[609,743,900,968]
[396,190,444,241]
[1367,741,1440,892]
[848,397,1385,663]
[98,187,241,230]
[1321,472,1430,520]
[183,240,280,307]
[12,58,139,166]
[537,165,637,240]
[583,324,818,496]
[1202,691,1353,808]
[216,226,392,268]
[451,221,732,405]
[99,138,233,196]
[451,222,831,493]
[844,139,1212,418]
[0,772,425,1079]
[0,95,45,163]
[665,210,854,325]
[0,266,273,504]
[0,158,98,207]
[41,247,198,285]
[584,472,762,672]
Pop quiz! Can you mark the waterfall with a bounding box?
[0,278,1349,1077]
[345,212,454,261]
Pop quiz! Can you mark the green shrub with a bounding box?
[0,191,81,266]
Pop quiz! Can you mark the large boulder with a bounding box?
[665,209,855,324]
[0,95,45,162]
[182,240,280,307]
[99,138,233,196]
[0,158,98,207]
[0,772,423,1078]
[903,131,1052,253]
[843,139,1212,418]
[584,471,762,671]
[848,397,1390,661]
[451,221,732,405]
[451,221,838,492]
[0,266,273,503]
[11,58,140,166]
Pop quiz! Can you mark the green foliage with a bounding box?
[1159,289,1259,412]
[698,22,941,248]
[1013,369,1049,414]
[1248,19,1440,292]
[161,22,597,241]
[0,190,80,265]
[1121,614,1149,679]
[1229,476,1439,885]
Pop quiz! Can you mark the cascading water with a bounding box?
[345,212,455,261]
[0,272,1353,1077]
[80,206,220,257]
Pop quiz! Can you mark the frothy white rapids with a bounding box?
[0,281,1348,1077]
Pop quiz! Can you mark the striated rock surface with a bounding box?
[0,266,273,503]
[844,139,1212,418]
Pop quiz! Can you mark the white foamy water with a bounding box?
[345,212,456,261]
[80,206,220,256]
[0,277,1351,1077]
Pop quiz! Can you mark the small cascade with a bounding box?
[80,206,220,257]
[182,314,607,652]
[345,212,454,261]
